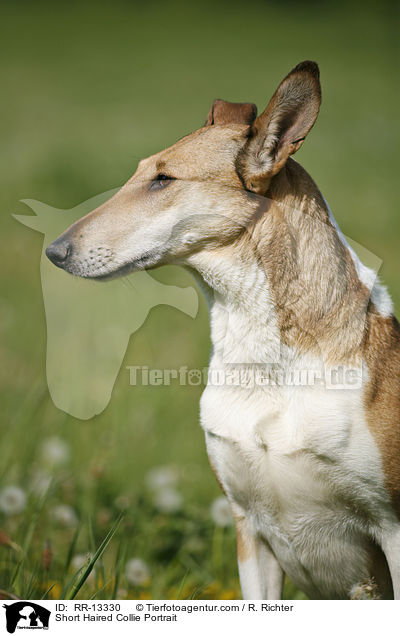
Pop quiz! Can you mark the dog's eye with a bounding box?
[149,174,175,191]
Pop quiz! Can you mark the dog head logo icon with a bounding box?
[3,602,50,633]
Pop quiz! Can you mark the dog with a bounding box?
[46,61,400,599]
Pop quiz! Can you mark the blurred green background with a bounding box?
[0,0,398,600]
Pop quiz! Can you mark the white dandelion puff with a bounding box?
[117,588,127,599]
[145,465,178,491]
[41,436,70,467]
[125,558,150,587]
[71,553,95,580]
[50,504,78,528]
[71,552,93,570]
[153,487,182,514]
[210,496,233,527]
[0,486,27,515]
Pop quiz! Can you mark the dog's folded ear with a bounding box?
[205,99,257,126]
[238,61,321,194]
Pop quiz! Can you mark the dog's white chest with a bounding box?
[201,379,382,491]
[201,376,388,597]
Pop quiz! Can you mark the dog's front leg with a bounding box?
[235,515,284,599]
[205,431,284,599]
[381,525,400,599]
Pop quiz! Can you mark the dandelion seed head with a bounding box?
[153,487,182,514]
[50,504,78,528]
[41,436,70,467]
[125,558,150,587]
[145,465,178,491]
[210,496,233,527]
[71,552,93,570]
[0,486,27,515]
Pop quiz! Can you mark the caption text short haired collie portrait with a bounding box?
[46,61,400,600]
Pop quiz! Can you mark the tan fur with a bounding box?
[205,99,257,126]
[235,518,253,563]
[240,158,372,365]
[211,454,256,564]
[363,310,400,515]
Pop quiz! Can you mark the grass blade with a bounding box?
[111,539,127,599]
[64,525,81,573]
[66,513,124,600]
[41,582,56,600]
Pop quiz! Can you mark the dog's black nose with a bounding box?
[45,239,71,267]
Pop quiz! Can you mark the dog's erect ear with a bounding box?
[205,99,257,126]
[239,61,321,194]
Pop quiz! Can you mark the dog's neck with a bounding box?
[188,159,373,367]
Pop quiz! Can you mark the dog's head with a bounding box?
[46,61,321,279]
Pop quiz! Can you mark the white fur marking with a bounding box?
[324,196,393,317]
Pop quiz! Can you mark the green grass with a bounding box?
[0,0,399,600]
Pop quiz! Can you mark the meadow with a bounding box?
[0,0,398,600]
